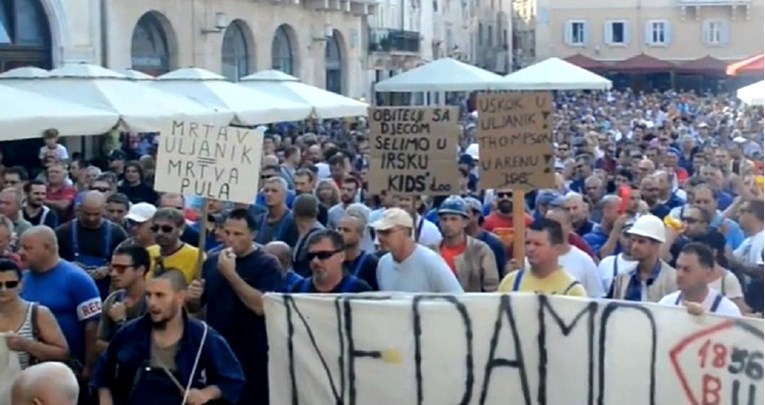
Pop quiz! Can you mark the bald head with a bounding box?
[262,154,279,167]
[11,362,79,405]
[80,190,106,209]
[264,241,291,271]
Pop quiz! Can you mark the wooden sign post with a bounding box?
[476,92,556,267]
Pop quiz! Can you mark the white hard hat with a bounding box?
[466,143,479,160]
[626,215,666,243]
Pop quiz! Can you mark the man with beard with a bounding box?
[22,179,58,229]
[327,175,360,229]
[293,168,328,225]
[483,189,533,260]
[145,208,201,285]
[92,270,245,405]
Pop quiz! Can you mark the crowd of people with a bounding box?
[0,88,762,405]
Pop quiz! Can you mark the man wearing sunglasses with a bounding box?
[95,245,150,354]
[290,229,371,294]
[145,208,202,285]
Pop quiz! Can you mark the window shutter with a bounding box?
[603,21,611,44]
[702,21,711,44]
[644,21,653,45]
[664,22,672,44]
[564,21,572,45]
[720,21,730,45]
[582,22,588,45]
[623,22,630,44]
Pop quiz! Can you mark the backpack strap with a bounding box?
[710,294,724,313]
[563,280,581,295]
[512,270,524,292]
[29,303,40,365]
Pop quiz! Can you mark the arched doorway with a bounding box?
[221,21,249,81]
[131,12,172,76]
[0,0,52,167]
[325,30,343,94]
[271,24,295,75]
[0,0,51,71]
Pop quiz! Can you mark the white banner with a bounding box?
[264,293,764,405]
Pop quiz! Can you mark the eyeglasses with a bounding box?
[306,249,342,262]
[90,187,110,192]
[151,225,175,234]
[496,192,512,199]
[0,280,19,289]
[682,217,701,224]
[110,264,135,274]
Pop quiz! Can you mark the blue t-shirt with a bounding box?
[21,260,102,362]
[255,190,296,209]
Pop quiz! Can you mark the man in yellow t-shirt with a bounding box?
[145,207,203,284]
[498,218,587,297]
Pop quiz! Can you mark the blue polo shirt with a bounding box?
[21,260,101,363]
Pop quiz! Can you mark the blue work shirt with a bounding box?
[91,313,244,405]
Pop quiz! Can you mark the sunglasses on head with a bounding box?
[151,225,175,234]
[0,280,19,289]
[306,249,342,262]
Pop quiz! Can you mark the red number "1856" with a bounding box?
[698,339,764,380]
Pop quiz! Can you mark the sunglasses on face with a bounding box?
[497,192,512,199]
[306,249,342,262]
[110,264,135,274]
[151,225,175,234]
[91,187,110,192]
[0,280,19,289]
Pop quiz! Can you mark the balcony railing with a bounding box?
[368,28,421,54]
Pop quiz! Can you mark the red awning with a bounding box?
[726,54,764,76]
[611,53,676,73]
[564,53,607,70]
[676,55,727,75]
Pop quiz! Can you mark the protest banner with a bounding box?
[264,293,764,405]
[154,120,264,205]
[368,107,459,196]
[476,92,555,190]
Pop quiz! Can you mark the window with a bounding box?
[644,20,670,46]
[703,20,728,45]
[565,20,587,46]
[604,20,628,45]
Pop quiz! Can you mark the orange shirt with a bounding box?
[440,241,467,274]
[482,212,533,248]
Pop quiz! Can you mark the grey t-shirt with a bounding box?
[376,245,464,293]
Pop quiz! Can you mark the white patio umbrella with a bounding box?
[239,70,368,118]
[0,64,234,133]
[737,80,764,106]
[153,68,312,125]
[123,69,155,81]
[497,57,612,90]
[0,84,119,140]
[0,66,50,79]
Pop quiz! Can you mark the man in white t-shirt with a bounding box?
[659,242,741,317]
[396,196,442,247]
[597,219,638,293]
[542,207,604,297]
[728,199,764,313]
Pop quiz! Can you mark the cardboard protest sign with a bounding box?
[477,92,555,190]
[154,121,264,205]
[368,107,459,196]
[265,293,764,405]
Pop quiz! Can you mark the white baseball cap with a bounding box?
[126,202,157,223]
[371,208,414,231]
